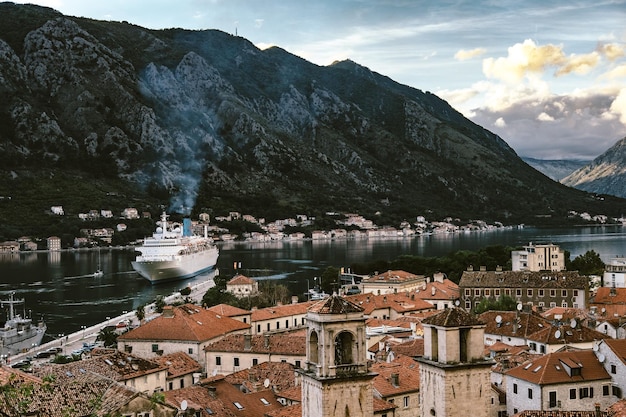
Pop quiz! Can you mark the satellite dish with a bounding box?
[598,353,606,363]
[454,299,460,306]
[570,319,577,328]
[264,378,270,388]
[555,330,562,339]
[517,303,523,311]
[602,307,606,313]
[593,343,599,352]
[495,315,503,324]
[211,369,217,376]
[181,400,188,411]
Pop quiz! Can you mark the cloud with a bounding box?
[254,19,264,28]
[598,43,626,61]
[454,48,486,61]
[555,52,600,76]
[537,112,554,122]
[601,64,626,80]
[482,39,565,83]
[610,88,626,124]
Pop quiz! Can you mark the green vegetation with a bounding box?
[567,249,605,275]
[473,294,518,314]
[201,275,291,309]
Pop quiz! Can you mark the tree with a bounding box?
[320,266,340,294]
[96,326,118,347]
[569,250,605,275]
[473,294,518,314]
[135,304,146,323]
[154,295,166,313]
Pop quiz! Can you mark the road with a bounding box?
[7,272,217,366]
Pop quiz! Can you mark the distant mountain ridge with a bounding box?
[0,2,624,232]
[561,137,626,199]
[522,158,591,182]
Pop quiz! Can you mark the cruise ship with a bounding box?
[131,212,219,283]
[1,292,46,356]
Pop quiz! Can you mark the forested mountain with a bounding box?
[0,2,624,237]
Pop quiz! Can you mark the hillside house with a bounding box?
[361,270,427,295]
[226,274,259,298]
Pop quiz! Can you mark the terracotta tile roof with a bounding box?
[153,351,202,379]
[541,307,588,322]
[366,317,413,329]
[208,378,284,417]
[422,307,484,327]
[363,270,426,283]
[602,339,626,366]
[607,399,626,417]
[308,295,363,314]
[344,292,436,315]
[118,303,249,342]
[208,303,251,317]
[529,323,607,345]
[224,361,297,393]
[373,396,397,412]
[506,349,610,385]
[228,274,256,285]
[592,287,626,304]
[204,333,305,356]
[276,385,301,402]
[390,338,424,358]
[413,278,460,300]
[266,404,301,417]
[459,270,588,289]
[251,301,315,322]
[35,350,167,383]
[480,311,552,339]
[0,365,41,385]
[164,385,237,417]
[371,355,420,397]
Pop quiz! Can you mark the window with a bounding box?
[539,289,544,297]
[276,321,280,329]
[505,289,511,296]
[151,344,159,352]
[267,323,270,331]
[550,302,556,308]
[216,356,221,366]
[528,388,533,399]
[257,324,261,333]
[252,358,258,366]
[527,289,533,296]
[403,396,409,407]
[550,289,556,297]
[570,388,576,399]
[188,348,193,354]
[612,364,617,374]
[295,360,301,368]
[549,391,557,408]
[465,301,472,309]
[485,289,491,296]
[573,290,579,297]
[168,381,173,390]
[513,383,518,394]
[579,387,589,398]
[474,289,481,296]
[234,357,240,367]
[285,319,289,328]
[613,386,622,398]
[604,385,610,396]
[562,290,567,297]
[516,289,522,296]
[495,289,500,296]
[180,379,184,388]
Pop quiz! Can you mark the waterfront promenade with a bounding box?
[8,272,217,365]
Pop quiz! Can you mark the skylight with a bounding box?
[260,398,270,405]
[524,363,532,370]
[234,402,244,410]
[532,366,542,373]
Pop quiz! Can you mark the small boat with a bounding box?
[93,248,104,278]
[0,292,46,356]
[131,212,219,283]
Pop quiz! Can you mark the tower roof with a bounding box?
[421,307,483,327]
[308,295,364,314]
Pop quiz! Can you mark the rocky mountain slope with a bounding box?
[0,2,624,231]
[561,137,626,199]
[522,158,590,182]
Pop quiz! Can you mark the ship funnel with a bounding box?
[183,218,192,237]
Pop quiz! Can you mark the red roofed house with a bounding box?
[505,348,613,415]
[344,292,436,320]
[596,338,626,400]
[226,274,259,298]
[361,270,427,295]
[204,332,306,376]
[250,301,315,335]
[153,351,203,391]
[117,304,250,367]
[371,355,420,417]
[412,272,460,309]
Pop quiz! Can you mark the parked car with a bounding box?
[10,359,31,369]
[34,350,53,359]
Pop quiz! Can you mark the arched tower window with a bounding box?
[334,331,354,365]
[309,330,319,364]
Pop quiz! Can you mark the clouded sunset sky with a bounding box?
[11,0,626,160]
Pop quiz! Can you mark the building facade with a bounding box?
[511,243,565,272]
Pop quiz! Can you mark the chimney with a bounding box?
[480,265,486,271]
[467,265,474,271]
[391,373,399,387]
[207,386,217,398]
[244,334,252,351]
[496,265,502,272]
[291,295,298,304]
[433,272,444,283]
[264,334,270,349]
[163,306,174,318]
[431,286,436,296]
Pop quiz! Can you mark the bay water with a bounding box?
[0,225,624,339]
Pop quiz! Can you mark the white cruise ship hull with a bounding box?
[132,247,219,283]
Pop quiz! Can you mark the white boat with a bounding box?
[131,212,219,283]
[93,248,104,278]
[0,292,46,356]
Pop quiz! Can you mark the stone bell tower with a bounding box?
[418,307,493,417]
[300,295,376,417]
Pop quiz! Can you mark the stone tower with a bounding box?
[300,295,376,417]
[418,307,493,417]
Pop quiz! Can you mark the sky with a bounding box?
[10,0,626,160]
